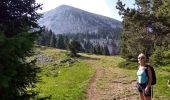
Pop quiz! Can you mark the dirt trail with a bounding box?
[85,60,139,100]
[86,67,103,100]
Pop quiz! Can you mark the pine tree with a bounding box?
[83,40,92,53]
[94,43,103,55]
[0,0,42,99]
[56,34,65,49]
[68,40,82,57]
[47,29,53,45]
[91,45,97,54]
[64,35,69,50]
[50,32,56,47]
[116,0,170,61]
[103,45,110,55]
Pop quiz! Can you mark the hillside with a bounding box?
[38,5,122,34]
[33,47,170,100]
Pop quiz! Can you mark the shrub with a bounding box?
[149,49,170,66]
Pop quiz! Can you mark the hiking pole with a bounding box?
[152,86,153,98]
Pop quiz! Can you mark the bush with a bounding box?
[149,48,162,66]
[149,49,170,66]
[162,50,170,65]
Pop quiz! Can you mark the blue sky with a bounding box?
[105,0,135,21]
[36,0,135,21]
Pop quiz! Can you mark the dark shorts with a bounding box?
[137,83,151,96]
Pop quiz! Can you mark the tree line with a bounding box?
[116,0,170,66]
[37,27,119,56]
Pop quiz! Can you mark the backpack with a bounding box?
[145,64,156,85]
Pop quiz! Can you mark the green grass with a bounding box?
[80,53,124,67]
[35,61,94,100]
[153,65,170,99]
[33,47,95,100]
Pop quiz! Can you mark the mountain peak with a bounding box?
[56,4,74,9]
[55,4,80,11]
[39,5,122,34]
[57,4,73,8]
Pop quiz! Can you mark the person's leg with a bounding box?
[145,96,151,100]
[139,92,145,100]
[138,83,146,100]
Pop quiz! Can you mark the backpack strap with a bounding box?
[145,64,149,79]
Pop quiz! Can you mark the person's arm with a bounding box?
[147,67,152,88]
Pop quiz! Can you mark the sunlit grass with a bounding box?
[33,47,95,100]
[153,65,170,99]
[80,53,125,67]
[36,61,94,100]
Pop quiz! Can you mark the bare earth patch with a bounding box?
[86,67,103,100]
[85,59,139,100]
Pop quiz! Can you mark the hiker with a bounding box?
[137,53,152,100]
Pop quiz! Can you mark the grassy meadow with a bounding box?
[32,46,170,100]
[33,47,95,100]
